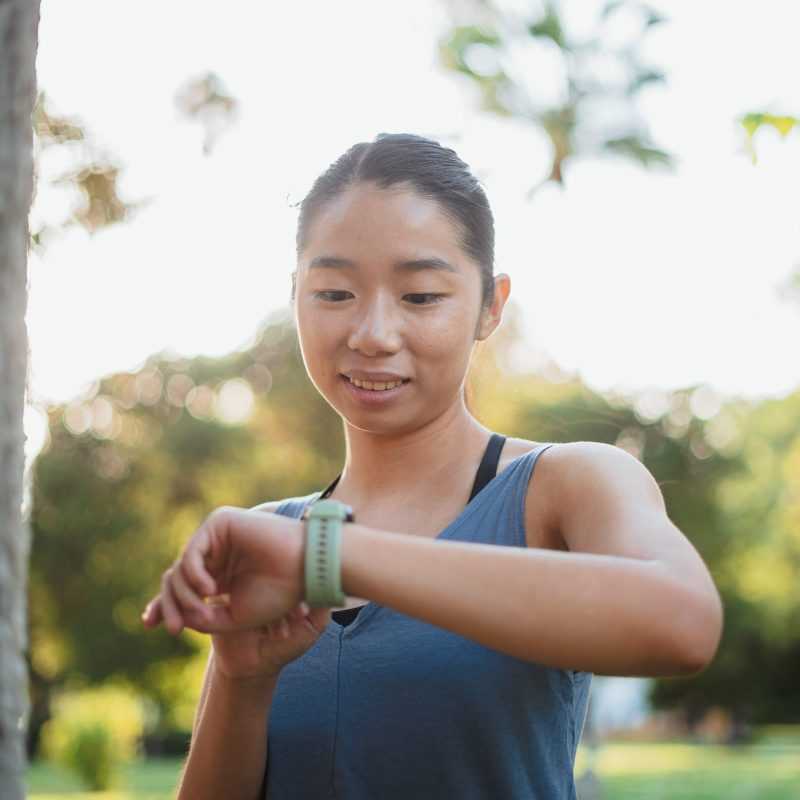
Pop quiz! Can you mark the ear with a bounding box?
[475,273,511,341]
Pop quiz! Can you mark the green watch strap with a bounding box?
[303,499,353,607]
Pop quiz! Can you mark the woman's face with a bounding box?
[294,180,501,434]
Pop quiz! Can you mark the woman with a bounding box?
[142,133,723,799]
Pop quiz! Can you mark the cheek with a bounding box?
[295,307,334,373]
[409,308,476,366]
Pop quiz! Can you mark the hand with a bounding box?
[210,604,334,680]
[140,506,306,635]
[143,595,333,680]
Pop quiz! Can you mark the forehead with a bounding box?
[300,182,468,268]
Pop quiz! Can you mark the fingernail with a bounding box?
[300,602,310,616]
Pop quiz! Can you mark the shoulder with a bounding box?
[529,440,667,554]
[503,438,665,551]
[541,440,665,513]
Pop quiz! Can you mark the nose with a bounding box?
[346,292,402,357]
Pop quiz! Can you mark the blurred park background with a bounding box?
[16,0,800,796]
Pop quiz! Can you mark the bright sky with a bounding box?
[27,0,800,415]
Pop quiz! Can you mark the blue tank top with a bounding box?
[264,443,592,799]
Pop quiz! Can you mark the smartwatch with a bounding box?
[301,498,355,607]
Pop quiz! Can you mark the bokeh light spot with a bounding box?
[214,378,254,425]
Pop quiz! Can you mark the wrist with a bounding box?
[339,522,370,601]
[211,656,281,694]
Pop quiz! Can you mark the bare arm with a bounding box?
[176,652,278,800]
[176,500,284,800]
[168,486,718,680]
[338,444,722,678]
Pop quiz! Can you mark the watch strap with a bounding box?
[304,499,350,607]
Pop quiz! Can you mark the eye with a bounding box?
[404,293,446,305]
[314,291,353,302]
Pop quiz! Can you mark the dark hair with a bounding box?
[292,133,495,315]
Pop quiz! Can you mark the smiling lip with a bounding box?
[342,371,410,382]
[340,374,410,405]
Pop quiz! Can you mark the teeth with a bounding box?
[347,376,405,391]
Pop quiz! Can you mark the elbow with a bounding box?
[666,587,725,676]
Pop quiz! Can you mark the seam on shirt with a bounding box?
[329,628,344,799]
[566,666,577,759]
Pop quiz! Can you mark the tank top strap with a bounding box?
[467,432,506,502]
[506,443,556,546]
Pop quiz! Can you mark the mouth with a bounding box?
[340,374,411,391]
[339,373,411,404]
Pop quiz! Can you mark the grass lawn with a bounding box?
[26,730,800,799]
[26,757,184,799]
[575,734,800,799]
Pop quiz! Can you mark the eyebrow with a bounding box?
[308,255,458,274]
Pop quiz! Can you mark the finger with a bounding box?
[183,532,218,598]
[172,561,213,624]
[202,507,234,574]
[141,595,163,627]
[194,599,237,634]
[279,618,290,639]
[180,604,215,634]
[160,571,185,636]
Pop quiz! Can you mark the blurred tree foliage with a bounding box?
[29,73,236,252]
[30,91,146,251]
[27,308,336,753]
[438,0,673,197]
[174,72,239,156]
[26,302,800,756]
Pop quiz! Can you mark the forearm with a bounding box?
[191,651,214,738]
[340,523,711,677]
[177,654,277,800]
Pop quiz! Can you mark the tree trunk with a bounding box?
[0,0,41,796]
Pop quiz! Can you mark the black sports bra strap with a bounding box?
[317,432,507,506]
[317,474,340,501]
[468,432,506,502]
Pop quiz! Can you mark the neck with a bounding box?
[336,400,492,506]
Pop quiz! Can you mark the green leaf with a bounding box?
[602,135,673,167]
[600,0,625,21]
[764,114,798,138]
[628,68,666,95]
[528,2,568,50]
[438,25,502,78]
[739,112,798,164]
[740,112,766,138]
[644,8,669,28]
